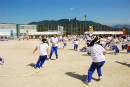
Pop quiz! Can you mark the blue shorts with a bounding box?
[64,42,67,46]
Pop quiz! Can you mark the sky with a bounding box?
[0,0,130,25]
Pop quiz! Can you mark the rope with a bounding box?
[0,69,41,77]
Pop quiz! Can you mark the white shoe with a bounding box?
[84,81,91,86]
[98,76,102,80]
[40,67,43,69]
[34,66,38,69]
[2,60,4,63]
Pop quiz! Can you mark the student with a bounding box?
[84,38,106,85]
[33,35,35,40]
[63,35,67,49]
[33,39,49,68]
[49,34,59,60]
[23,36,25,40]
[80,43,89,52]
[86,36,92,43]
[105,35,112,47]
[39,36,42,41]
[100,36,107,49]
[46,36,49,46]
[121,36,129,50]
[111,35,120,55]
[19,36,21,41]
[74,39,79,51]
[0,57,4,63]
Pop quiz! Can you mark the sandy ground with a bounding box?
[0,39,130,87]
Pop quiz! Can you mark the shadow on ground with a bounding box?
[115,61,130,67]
[27,63,36,68]
[65,72,100,83]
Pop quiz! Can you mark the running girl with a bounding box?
[62,35,67,50]
[33,38,49,68]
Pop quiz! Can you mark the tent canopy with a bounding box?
[28,31,60,35]
[84,31,123,35]
[0,32,10,36]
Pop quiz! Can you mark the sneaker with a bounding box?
[34,66,38,69]
[98,76,102,80]
[40,67,43,69]
[84,81,91,86]
[2,60,4,63]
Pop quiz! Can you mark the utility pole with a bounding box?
[84,14,87,32]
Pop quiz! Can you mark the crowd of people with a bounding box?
[1,34,130,85]
[31,34,130,85]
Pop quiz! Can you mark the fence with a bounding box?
[37,24,130,35]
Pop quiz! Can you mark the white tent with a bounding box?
[0,32,10,36]
[84,31,123,35]
[28,31,60,35]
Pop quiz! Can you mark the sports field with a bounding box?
[0,39,130,87]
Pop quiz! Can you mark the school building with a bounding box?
[0,23,37,38]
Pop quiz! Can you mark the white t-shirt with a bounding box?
[89,44,105,62]
[73,36,76,39]
[107,37,112,41]
[100,38,107,46]
[122,39,127,45]
[50,37,58,47]
[63,37,67,43]
[74,41,79,45]
[60,36,62,39]
[37,43,49,56]
[111,38,119,45]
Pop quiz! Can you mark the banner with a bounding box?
[58,26,64,35]
[89,26,93,36]
[26,30,29,38]
[11,30,14,39]
[123,29,125,36]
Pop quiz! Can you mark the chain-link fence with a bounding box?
[37,24,130,35]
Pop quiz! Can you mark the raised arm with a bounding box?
[33,46,38,54]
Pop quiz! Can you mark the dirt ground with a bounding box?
[0,39,130,87]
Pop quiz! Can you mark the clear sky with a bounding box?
[0,0,130,25]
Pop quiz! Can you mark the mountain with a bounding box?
[28,19,130,35]
[29,19,101,25]
[111,24,130,28]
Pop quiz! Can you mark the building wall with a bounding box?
[0,23,17,38]
[18,24,37,37]
[0,23,37,38]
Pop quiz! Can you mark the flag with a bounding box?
[73,17,76,21]
[11,30,14,39]
[69,18,72,21]
[123,29,125,36]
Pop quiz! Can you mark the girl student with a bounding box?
[84,38,106,85]
[33,38,49,68]
[49,34,59,60]
[121,36,129,50]
[74,39,79,51]
[62,35,67,50]
[110,35,120,55]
